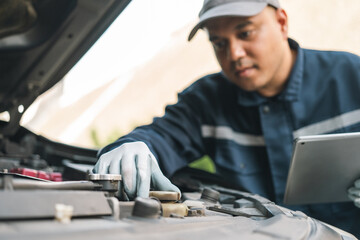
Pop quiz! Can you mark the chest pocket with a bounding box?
[213,143,267,175]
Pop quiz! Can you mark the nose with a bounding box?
[227,39,246,61]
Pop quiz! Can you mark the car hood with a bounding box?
[0,0,130,136]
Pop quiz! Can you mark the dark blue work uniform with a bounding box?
[100,39,360,237]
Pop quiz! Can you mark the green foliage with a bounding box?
[90,129,101,148]
[189,155,216,173]
[90,128,122,148]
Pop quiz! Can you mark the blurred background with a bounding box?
[21,0,360,149]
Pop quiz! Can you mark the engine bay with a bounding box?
[0,130,355,240]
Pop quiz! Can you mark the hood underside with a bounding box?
[0,0,131,136]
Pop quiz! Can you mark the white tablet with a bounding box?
[284,132,360,205]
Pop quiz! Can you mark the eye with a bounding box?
[238,30,253,40]
[212,40,227,51]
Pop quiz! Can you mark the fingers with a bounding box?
[150,155,181,196]
[348,179,360,208]
[355,199,360,208]
[93,158,107,174]
[121,152,137,199]
[135,153,151,198]
[355,179,360,188]
[93,149,122,174]
[92,162,101,174]
[109,154,122,175]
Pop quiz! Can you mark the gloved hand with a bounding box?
[93,141,180,199]
[348,179,360,208]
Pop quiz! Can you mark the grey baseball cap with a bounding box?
[188,0,280,41]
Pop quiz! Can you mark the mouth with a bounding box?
[234,66,255,78]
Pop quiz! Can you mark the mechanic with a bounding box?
[94,0,360,237]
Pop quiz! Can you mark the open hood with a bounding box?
[0,0,131,136]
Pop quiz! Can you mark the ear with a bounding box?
[275,8,289,39]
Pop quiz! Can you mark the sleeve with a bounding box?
[97,80,209,177]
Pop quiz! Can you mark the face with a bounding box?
[204,7,292,97]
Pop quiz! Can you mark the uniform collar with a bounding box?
[235,38,304,107]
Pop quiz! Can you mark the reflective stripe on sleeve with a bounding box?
[293,109,360,138]
[201,125,265,146]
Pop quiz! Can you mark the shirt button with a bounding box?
[263,105,270,113]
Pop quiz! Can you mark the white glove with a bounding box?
[93,141,180,199]
[348,179,360,208]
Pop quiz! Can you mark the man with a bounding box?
[94,0,360,237]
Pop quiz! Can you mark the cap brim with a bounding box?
[188,2,267,41]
